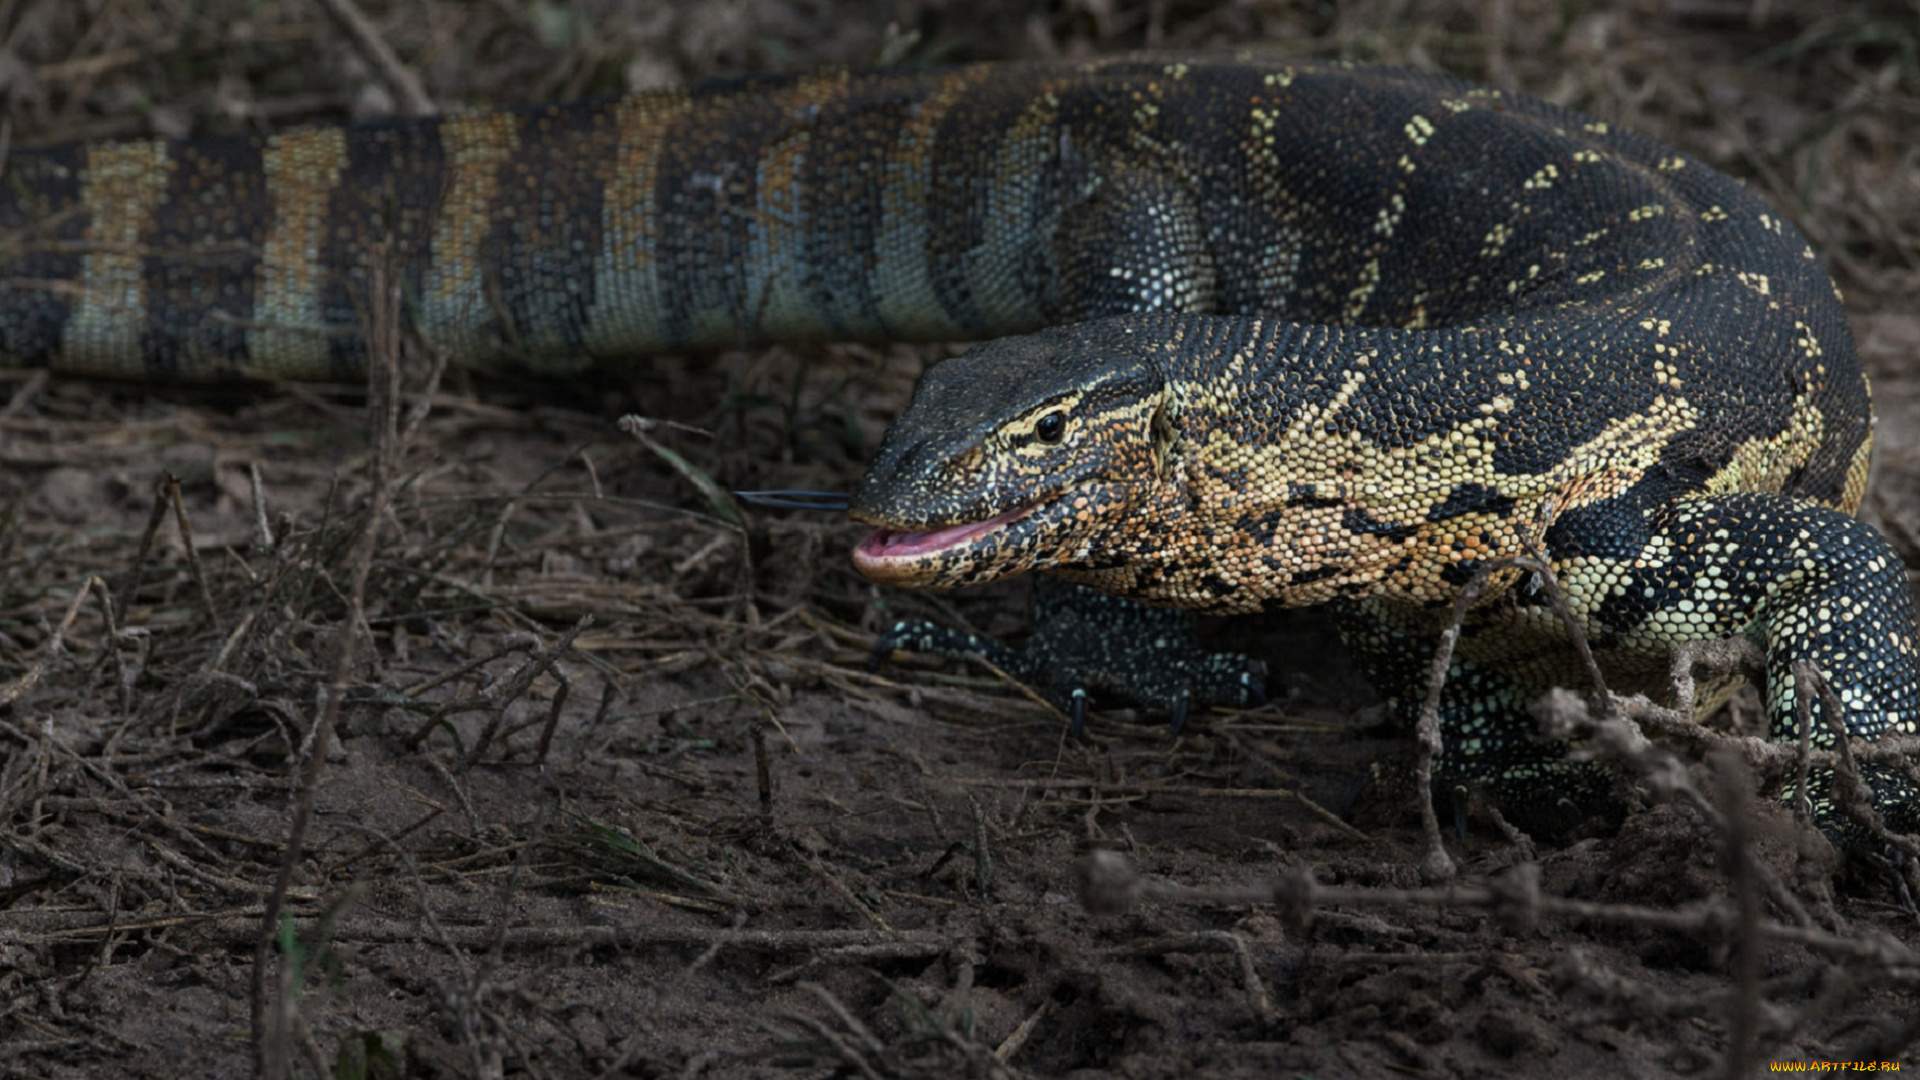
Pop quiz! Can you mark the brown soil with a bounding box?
[2,2,1918,1077]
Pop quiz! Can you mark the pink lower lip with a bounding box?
[854,505,1030,563]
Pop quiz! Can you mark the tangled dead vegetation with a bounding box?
[3,1,1919,1077]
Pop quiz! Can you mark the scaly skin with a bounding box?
[838,62,1920,833]
[2,55,1911,834]
[849,315,1920,833]
[2,56,1487,379]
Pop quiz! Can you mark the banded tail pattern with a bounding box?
[2,55,1840,388]
[0,64,1084,379]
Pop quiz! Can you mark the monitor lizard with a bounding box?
[2,55,1913,837]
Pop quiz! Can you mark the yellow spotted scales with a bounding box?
[1,56,1913,836]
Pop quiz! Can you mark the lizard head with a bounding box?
[849,319,1182,589]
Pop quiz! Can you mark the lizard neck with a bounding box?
[1057,316,1555,614]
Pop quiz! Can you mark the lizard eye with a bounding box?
[1034,411,1068,444]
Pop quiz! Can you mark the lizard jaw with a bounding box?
[851,504,1035,586]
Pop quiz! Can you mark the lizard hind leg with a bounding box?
[1545,491,1920,841]
[1645,494,1920,840]
[1341,491,1920,844]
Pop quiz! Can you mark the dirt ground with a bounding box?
[3,1,1919,1077]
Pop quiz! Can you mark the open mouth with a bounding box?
[852,504,1033,581]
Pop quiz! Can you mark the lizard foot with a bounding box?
[870,578,1266,738]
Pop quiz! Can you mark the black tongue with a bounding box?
[733,489,851,512]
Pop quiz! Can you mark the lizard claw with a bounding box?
[1068,687,1091,740]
